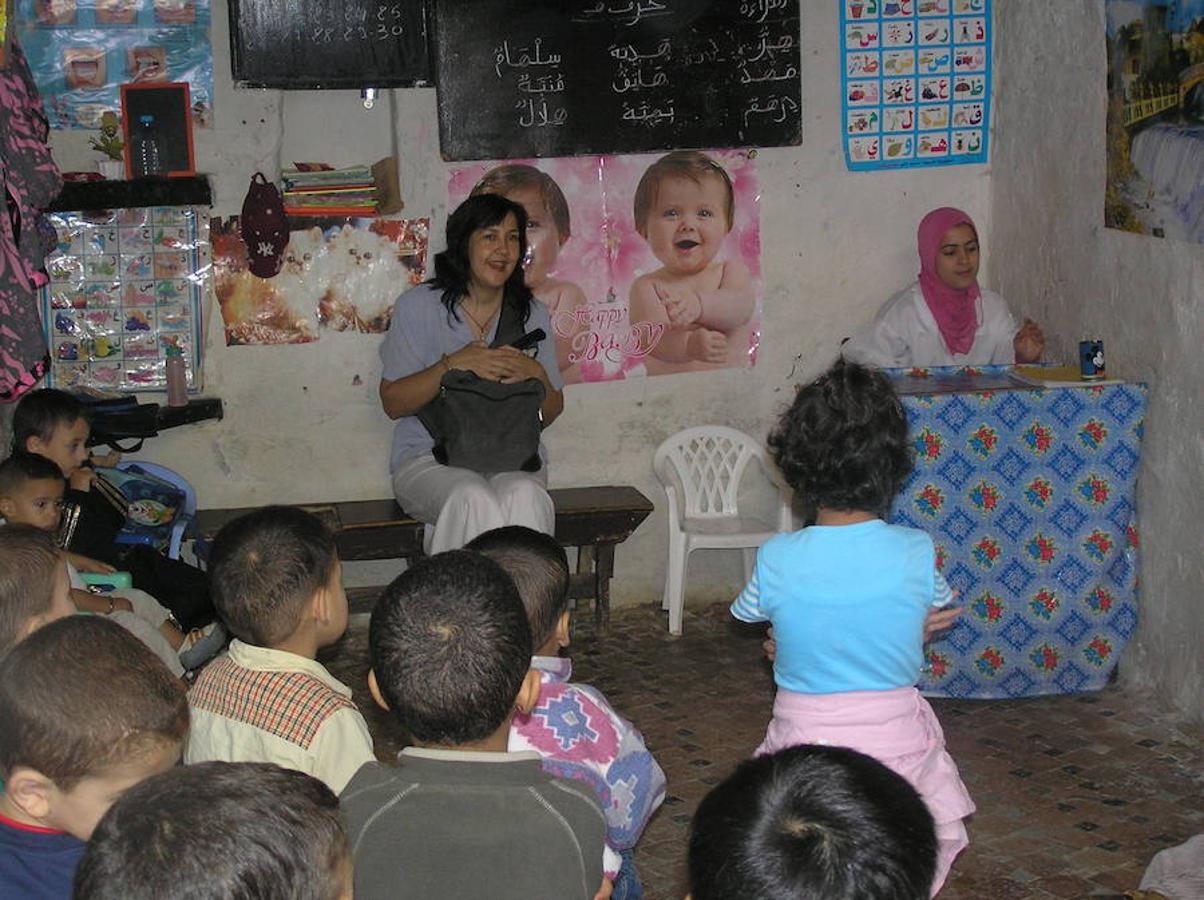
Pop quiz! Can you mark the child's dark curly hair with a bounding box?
[768,360,913,515]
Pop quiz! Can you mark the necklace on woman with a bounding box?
[460,299,498,342]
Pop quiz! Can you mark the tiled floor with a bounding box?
[325,597,1202,900]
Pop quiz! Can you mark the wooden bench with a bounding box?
[195,486,654,631]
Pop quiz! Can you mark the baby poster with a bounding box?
[448,150,762,384]
[211,217,430,346]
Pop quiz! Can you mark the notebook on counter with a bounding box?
[1011,366,1125,388]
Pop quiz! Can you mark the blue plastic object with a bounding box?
[79,571,133,591]
[110,461,197,560]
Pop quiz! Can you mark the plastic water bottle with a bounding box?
[164,344,188,406]
[133,114,163,178]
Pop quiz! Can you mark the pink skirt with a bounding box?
[756,687,975,896]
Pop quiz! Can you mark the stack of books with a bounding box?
[282,164,378,217]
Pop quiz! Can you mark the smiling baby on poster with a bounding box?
[447,150,762,383]
[628,150,756,374]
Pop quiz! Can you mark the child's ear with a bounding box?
[367,669,390,711]
[555,610,571,649]
[19,611,53,642]
[4,767,55,822]
[514,668,542,716]
[23,435,44,455]
[310,583,332,625]
[0,496,16,518]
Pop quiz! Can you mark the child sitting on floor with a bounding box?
[731,359,974,896]
[0,616,188,898]
[468,525,665,900]
[11,388,215,632]
[687,744,937,900]
[184,506,373,794]
[75,762,351,900]
[342,550,607,900]
[0,524,76,658]
[0,453,222,674]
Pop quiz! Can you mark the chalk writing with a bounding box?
[572,1,672,27]
[739,0,790,24]
[435,0,801,159]
[295,3,409,46]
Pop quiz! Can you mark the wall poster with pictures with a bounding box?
[841,0,991,170]
[1104,0,1204,243]
[15,0,213,129]
[40,205,208,393]
[210,216,430,346]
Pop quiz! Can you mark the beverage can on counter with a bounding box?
[1079,340,1106,380]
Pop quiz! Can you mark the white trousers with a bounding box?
[109,611,183,677]
[391,453,554,555]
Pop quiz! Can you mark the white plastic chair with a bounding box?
[653,426,793,635]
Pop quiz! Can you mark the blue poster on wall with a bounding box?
[15,0,212,130]
[840,0,990,171]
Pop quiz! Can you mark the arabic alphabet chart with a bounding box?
[841,0,991,170]
[40,207,208,393]
[433,0,801,161]
[15,0,213,129]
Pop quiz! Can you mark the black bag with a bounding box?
[417,299,545,474]
[86,400,161,452]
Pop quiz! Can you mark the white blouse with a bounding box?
[842,282,1018,368]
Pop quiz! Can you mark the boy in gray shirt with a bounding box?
[341,550,607,900]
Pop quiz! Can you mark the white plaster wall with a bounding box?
[990,2,1203,724]
[46,3,990,603]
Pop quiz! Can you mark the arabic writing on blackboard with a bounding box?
[435,0,802,160]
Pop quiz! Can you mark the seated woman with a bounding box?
[379,194,564,554]
[842,207,1044,368]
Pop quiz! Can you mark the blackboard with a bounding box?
[120,83,195,177]
[229,0,430,89]
[432,0,801,161]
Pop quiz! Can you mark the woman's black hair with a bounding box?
[768,359,913,516]
[429,193,533,327]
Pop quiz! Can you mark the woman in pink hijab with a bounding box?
[843,207,1044,367]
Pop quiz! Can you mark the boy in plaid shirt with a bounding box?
[185,506,373,793]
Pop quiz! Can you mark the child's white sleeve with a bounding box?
[932,570,955,608]
[731,564,766,622]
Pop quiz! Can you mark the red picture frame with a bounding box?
[120,81,196,178]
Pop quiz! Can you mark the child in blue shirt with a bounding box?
[732,360,974,896]
[0,616,187,899]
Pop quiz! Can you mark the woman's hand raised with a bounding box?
[1013,318,1045,364]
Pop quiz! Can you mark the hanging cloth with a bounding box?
[916,206,981,358]
[0,40,63,402]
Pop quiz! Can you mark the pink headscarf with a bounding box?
[917,207,981,356]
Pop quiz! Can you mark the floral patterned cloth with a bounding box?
[887,366,1147,699]
[0,40,61,401]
